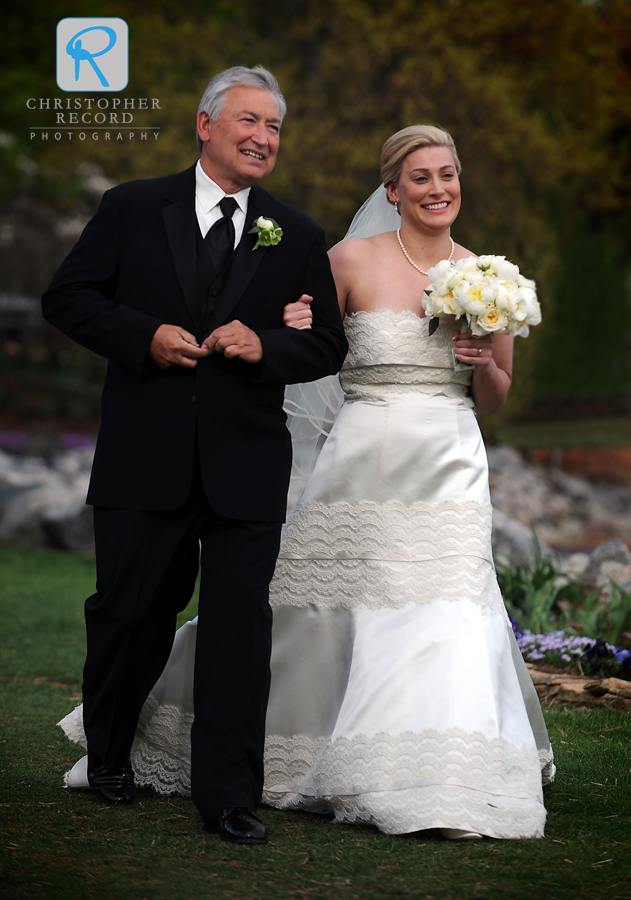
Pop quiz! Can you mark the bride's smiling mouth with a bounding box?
[422,201,449,210]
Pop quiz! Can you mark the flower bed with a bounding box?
[496,546,631,684]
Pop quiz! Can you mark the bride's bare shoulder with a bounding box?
[453,242,477,261]
[329,232,395,265]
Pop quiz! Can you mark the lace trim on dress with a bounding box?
[263,728,548,838]
[279,500,493,562]
[539,749,556,787]
[264,782,546,838]
[341,377,474,406]
[271,557,508,619]
[58,704,553,833]
[272,500,506,618]
[342,309,471,379]
[58,706,86,750]
[342,363,461,385]
[131,696,194,796]
[58,699,196,797]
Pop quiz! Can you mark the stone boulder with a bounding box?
[491,508,554,566]
[0,447,94,552]
[580,538,631,589]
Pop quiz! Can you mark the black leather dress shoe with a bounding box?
[88,761,135,805]
[207,807,267,844]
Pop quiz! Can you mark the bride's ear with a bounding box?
[385,186,400,217]
[385,182,399,208]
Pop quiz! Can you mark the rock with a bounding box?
[583,680,609,696]
[487,445,631,551]
[559,551,590,578]
[486,444,525,475]
[602,694,631,711]
[581,538,631,586]
[42,489,93,553]
[0,482,76,547]
[555,683,600,706]
[600,677,631,699]
[0,448,93,551]
[0,449,55,512]
[491,508,554,565]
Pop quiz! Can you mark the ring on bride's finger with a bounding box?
[477,347,482,357]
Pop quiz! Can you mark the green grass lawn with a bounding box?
[1,545,630,900]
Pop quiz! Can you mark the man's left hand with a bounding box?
[203,320,263,363]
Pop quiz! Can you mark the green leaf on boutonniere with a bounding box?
[249,216,283,250]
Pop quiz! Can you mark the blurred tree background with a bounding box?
[0,0,630,427]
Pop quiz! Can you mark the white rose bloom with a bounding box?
[496,283,519,315]
[426,258,454,283]
[456,281,494,316]
[517,289,541,326]
[516,274,537,290]
[256,216,274,230]
[461,269,485,285]
[525,304,542,327]
[472,305,508,334]
[428,291,461,317]
[422,292,444,318]
[454,256,479,273]
[446,272,469,292]
[493,258,520,281]
[476,254,495,270]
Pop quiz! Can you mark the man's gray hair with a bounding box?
[196,65,287,150]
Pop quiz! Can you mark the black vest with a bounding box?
[195,225,235,339]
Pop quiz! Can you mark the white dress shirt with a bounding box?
[195,160,250,248]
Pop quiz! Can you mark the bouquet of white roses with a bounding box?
[423,255,541,338]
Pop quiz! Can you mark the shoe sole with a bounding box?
[220,833,267,845]
[206,823,266,845]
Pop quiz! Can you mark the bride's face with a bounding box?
[388,145,461,232]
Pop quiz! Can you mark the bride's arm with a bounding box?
[328,240,363,316]
[454,332,513,415]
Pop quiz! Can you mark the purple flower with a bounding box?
[61,433,95,450]
[0,430,31,451]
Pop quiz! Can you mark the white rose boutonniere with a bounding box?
[249,216,283,250]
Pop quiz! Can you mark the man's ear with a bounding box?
[196,110,213,144]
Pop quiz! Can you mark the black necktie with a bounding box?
[205,196,238,274]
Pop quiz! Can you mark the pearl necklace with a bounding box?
[397,229,454,277]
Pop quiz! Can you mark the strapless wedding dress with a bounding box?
[59,309,554,839]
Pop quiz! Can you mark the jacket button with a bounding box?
[191,395,196,404]
[211,288,219,297]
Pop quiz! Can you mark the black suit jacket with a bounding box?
[42,165,347,521]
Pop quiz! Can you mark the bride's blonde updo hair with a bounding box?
[381,125,461,205]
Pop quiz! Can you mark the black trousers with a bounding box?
[83,458,283,824]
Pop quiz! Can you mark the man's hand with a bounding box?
[202,320,263,363]
[283,294,313,330]
[149,324,210,369]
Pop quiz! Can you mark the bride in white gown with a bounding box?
[60,125,554,839]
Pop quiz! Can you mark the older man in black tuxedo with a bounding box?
[42,66,346,844]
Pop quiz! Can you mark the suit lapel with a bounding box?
[207,184,269,331]
[162,166,199,331]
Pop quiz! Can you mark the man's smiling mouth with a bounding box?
[242,150,265,160]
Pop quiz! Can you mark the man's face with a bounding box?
[197,86,281,192]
